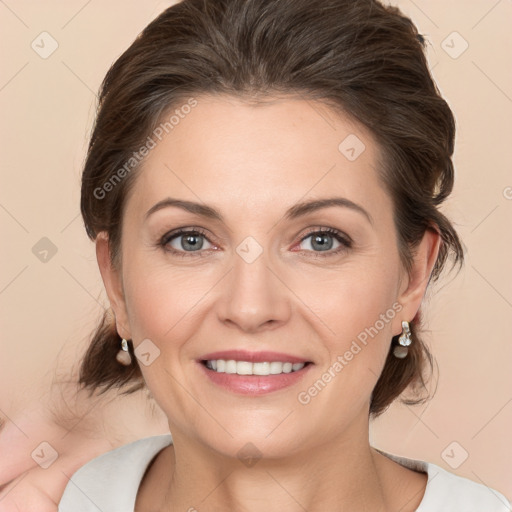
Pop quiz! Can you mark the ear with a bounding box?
[393,227,441,335]
[96,231,132,340]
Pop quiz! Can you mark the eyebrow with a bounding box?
[144,197,373,225]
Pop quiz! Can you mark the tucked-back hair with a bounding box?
[79,0,464,417]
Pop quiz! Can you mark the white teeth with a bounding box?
[253,362,269,375]
[237,361,254,375]
[204,359,307,375]
[283,362,292,373]
[269,361,283,374]
[225,360,237,374]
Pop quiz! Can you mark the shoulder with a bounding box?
[419,462,511,512]
[58,434,173,512]
[376,448,511,512]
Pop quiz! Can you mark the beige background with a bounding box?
[1,0,511,501]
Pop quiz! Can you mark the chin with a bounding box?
[196,425,309,462]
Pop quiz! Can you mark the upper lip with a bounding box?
[199,350,312,364]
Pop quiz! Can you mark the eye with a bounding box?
[296,228,352,257]
[159,226,352,259]
[160,228,215,257]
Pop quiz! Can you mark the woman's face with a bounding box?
[100,95,435,458]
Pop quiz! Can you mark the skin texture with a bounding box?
[0,399,113,511]
[96,95,439,511]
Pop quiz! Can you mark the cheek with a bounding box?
[292,271,401,422]
[122,264,212,402]
[124,262,210,341]
[306,260,400,339]
[300,259,401,383]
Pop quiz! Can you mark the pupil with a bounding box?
[312,234,332,251]
[183,234,202,251]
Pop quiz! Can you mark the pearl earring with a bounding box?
[393,321,412,359]
[116,338,132,366]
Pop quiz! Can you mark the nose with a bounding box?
[217,247,291,333]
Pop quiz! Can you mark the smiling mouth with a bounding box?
[201,359,313,376]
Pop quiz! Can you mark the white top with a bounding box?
[59,434,511,511]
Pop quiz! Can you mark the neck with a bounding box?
[141,416,403,512]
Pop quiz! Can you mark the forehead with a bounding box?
[124,95,391,224]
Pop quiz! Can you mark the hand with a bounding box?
[0,399,112,511]
[0,457,70,512]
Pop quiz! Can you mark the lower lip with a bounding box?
[197,361,314,395]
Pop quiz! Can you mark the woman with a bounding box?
[6,0,512,510]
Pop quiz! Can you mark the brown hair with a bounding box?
[78,0,464,417]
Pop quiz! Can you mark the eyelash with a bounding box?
[158,227,352,259]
